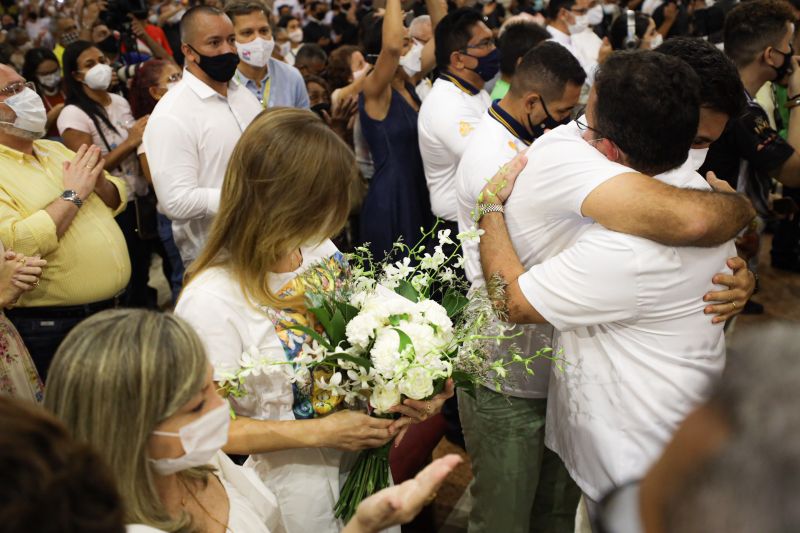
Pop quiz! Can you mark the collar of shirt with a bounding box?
[183,68,235,100]
[0,139,51,165]
[488,99,535,146]
[547,25,572,46]
[234,67,270,92]
[440,71,481,96]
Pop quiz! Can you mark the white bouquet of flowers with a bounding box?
[219,223,558,521]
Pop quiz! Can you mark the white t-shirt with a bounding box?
[547,25,597,85]
[175,240,362,533]
[57,93,146,202]
[143,69,261,265]
[455,105,552,398]
[518,157,735,500]
[418,75,492,222]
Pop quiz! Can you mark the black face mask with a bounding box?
[187,44,240,83]
[97,34,118,54]
[772,44,794,83]
[528,96,568,137]
[311,102,331,118]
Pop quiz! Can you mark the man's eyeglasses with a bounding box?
[464,38,495,51]
[0,81,35,99]
[575,116,607,143]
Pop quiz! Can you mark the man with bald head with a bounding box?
[143,5,262,266]
[0,64,129,377]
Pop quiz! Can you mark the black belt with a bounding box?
[5,297,118,320]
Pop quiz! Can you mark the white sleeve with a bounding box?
[175,288,245,379]
[143,114,221,222]
[517,229,641,331]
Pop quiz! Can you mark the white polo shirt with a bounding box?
[418,73,492,222]
[547,25,597,83]
[144,69,262,265]
[517,155,735,500]
[456,100,553,398]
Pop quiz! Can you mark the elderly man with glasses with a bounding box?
[0,65,129,379]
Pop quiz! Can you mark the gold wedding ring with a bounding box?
[425,492,438,504]
[731,301,737,310]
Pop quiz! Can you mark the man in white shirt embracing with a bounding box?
[473,50,756,525]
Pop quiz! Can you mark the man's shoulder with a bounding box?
[269,58,303,82]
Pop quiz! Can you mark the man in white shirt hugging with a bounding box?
[473,51,756,522]
[144,6,262,265]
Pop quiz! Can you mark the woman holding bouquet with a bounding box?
[176,108,452,533]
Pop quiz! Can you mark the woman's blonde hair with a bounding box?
[44,309,209,532]
[186,107,356,309]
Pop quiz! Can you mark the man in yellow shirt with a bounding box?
[0,64,130,377]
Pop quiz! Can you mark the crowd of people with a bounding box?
[0,0,798,530]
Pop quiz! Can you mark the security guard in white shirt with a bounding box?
[455,41,586,533]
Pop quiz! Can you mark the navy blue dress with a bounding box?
[358,84,435,259]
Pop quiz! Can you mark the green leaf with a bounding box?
[387,313,410,327]
[308,305,333,334]
[285,324,332,350]
[442,289,469,319]
[328,308,347,346]
[391,327,416,356]
[394,279,420,302]
[322,352,373,369]
[336,301,360,323]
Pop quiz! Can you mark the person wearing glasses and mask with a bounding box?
[0,64,129,379]
[544,0,601,81]
[143,5,262,267]
[227,0,309,109]
[417,8,497,237]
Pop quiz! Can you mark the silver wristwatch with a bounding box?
[60,189,83,209]
[477,203,505,219]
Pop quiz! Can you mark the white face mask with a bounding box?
[288,28,303,43]
[399,41,423,77]
[236,36,275,68]
[352,62,370,81]
[602,3,619,15]
[83,63,113,91]
[166,81,179,91]
[649,32,663,49]
[688,147,709,171]
[38,71,61,89]
[587,4,604,25]
[1,87,47,135]
[149,402,230,476]
[568,14,590,34]
[148,14,159,24]
[280,41,292,58]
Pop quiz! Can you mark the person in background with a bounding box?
[22,47,65,139]
[328,44,370,107]
[303,0,332,49]
[47,14,83,67]
[305,73,357,145]
[491,20,549,100]
[176,108,454,533]
[58,41,154,309]
[0,243,46,402]
[652,0,689,39]
[143,5,262,266]
[544,0,597,78]
[417,8,495,235]
[294,42,328,77]
[332,0,359,46]
[0,396,126,533]
[455,41,586,533]
[608,10,660,51]
[128,59,183,306]
[228,0,310,109]
[6,27,32,71]
[409,14,433,46]
[278,13,304,65]
[157,0,189,65]
[701,0,800,309]
[358,0,444,259]
[0,63,129,378]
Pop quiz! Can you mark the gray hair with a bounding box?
[408,15,431,40]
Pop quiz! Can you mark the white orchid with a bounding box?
[437,228,454,246]
[457,226,485,245]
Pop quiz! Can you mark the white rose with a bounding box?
[345,312,383,350]
[398,367,435,400]
[370,382,401,414]
[415,300,454,335]
[399,321,441,358]
[370,328,402,379]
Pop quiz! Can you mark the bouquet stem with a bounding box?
[334,441,392,523]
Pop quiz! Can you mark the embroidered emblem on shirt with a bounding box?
[459,121,475,137]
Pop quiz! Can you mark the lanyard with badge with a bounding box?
[234,71,271,108]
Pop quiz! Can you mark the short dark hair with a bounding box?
[295,43,328,66]
[656,36,746,119]
[723,0,795,68]
[179,5,226,43]
[277,14,298,28]
[510,41,586,100]
[224,0,270,23]
[498,21,550,76]
[609,12,651,50]
[546,0,576,21]
[0,396,125,533]
[594,51,701,175]
[434,8,484,71]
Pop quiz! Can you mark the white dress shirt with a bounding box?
[418,73,492,222]
[456,101,552,398]
[143,69,262,264]
[515,153,735,501]
[547,25,597,83]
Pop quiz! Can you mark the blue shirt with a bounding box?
[234,58,310,109]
